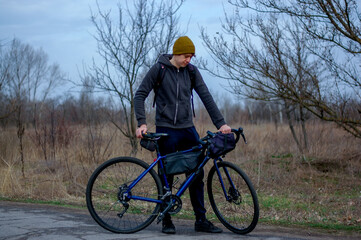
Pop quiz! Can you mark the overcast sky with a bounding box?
[0,0,238,99]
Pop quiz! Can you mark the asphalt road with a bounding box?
[0,201,360,240]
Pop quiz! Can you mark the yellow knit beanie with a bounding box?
[173,36,195,55]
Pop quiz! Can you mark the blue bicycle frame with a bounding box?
[124,145,236,205]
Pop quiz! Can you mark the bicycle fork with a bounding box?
[214,159,240,203]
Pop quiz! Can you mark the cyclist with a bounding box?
[134,36,231,234]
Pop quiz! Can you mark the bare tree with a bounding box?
[200,0,360,141]
[1,38,64,177]
[224,0,361,137]
[201,14,320,151]
[84,0,185,155]
[233,0,361,53]
[0,41,16,121]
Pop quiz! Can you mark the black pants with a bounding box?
[156,126,206,222]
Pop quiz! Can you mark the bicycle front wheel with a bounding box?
[86,157,163,233]
[207,161,259,234]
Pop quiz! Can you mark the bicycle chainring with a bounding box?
[164,195,182,215]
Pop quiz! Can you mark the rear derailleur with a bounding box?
[117,184,130,218]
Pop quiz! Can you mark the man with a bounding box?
[134,36,231,234]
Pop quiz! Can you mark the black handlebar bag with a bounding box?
[208,133,236,158]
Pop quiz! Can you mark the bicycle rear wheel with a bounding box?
[86,157,162,233]
[207,161,259,234]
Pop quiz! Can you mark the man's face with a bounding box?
[173,54,194,68]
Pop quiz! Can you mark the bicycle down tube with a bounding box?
[175,154,211,197]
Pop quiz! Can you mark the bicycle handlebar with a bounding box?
[142,127,247,145]
[199,127,247,145]
[233,127,247,144]
[142,132,169,140]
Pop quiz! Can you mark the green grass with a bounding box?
[0,196,86,210]
[271,153,293,159]
[259,194,311,212]
[257,193,361,232]
[259,217,361,232]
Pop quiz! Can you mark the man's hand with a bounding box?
[136,124,148,138]
[219,124,232,134]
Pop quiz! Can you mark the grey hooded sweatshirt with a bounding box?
[134,54,226,129]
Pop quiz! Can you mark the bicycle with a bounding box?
[86,127,259,234]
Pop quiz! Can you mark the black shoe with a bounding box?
[195,219,223,233]
[162,220,176,234]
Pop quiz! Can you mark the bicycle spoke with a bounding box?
[86,157,162,233]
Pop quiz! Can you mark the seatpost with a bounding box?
[155,141,161,156]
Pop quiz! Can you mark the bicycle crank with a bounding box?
[157,195,182,223]
[166,195,182,215]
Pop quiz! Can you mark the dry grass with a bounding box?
[224,122,361,228]
[0,121,360,230]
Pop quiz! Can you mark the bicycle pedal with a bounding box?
[157,213,164,224]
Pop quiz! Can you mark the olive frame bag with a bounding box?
[163,149,203,175]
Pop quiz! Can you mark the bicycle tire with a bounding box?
[86,157,163,233]
[207,161,259,234]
